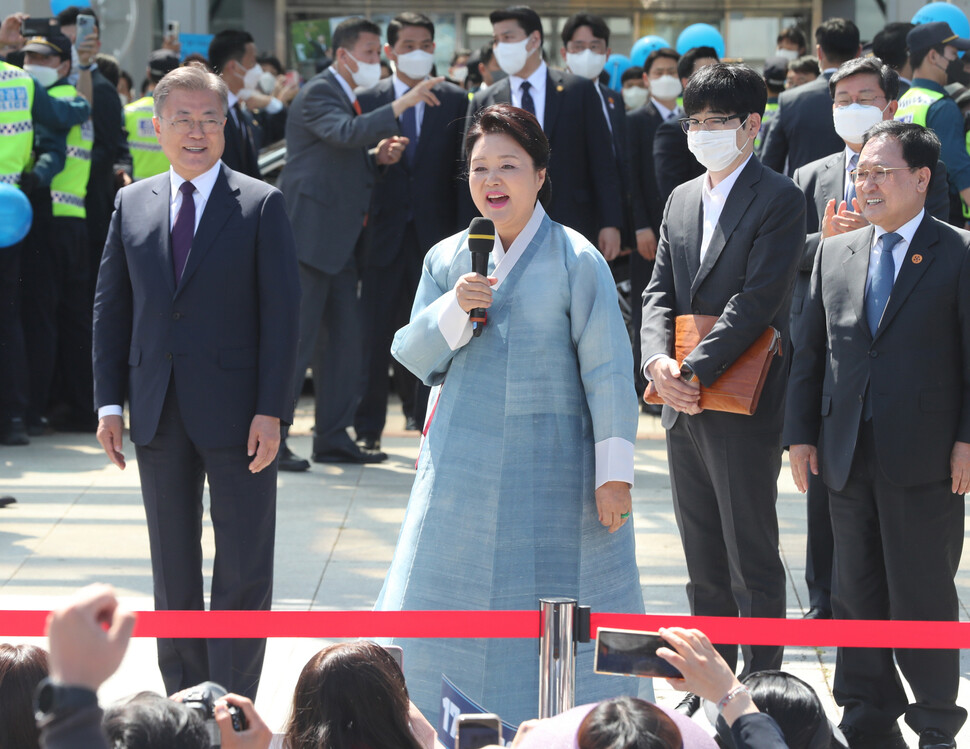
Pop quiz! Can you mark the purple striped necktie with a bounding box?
[172,180,196,285]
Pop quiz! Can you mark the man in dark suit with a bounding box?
[92,65,301,700]
[761,18,861,176]
[785,121,968,749]
[208,30,262,180]
[469,6,623,259]
[353,13,467,449]
[790,57,950,622]
[276,17,440,467]
[641,64,805,714]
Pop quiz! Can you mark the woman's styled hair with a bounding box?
[730,671,838,749]
[464,103,552,208]
[283,641,423,749]
[0,643,49,749]
[577,697,682,749]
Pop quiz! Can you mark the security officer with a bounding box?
[123,49,177,180]
[756,55,786,155]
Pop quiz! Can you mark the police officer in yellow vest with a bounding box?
[124,49,177,180]
[0,13,92,446]
[756,55,786,156]
[895,21,970,226]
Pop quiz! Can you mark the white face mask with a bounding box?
[242,62,263,91]
[566,49,606,80]
[649,74,682,100]
[687,117,750,172]
[450,65,468,83]
[24,64,59,89]
[396,49,435,80]
[832,102,886,144]
[622,85,648,110]
[494,37,533,76]
[775,48,799,61]
[345,51,382,89]
[257,70,277,94]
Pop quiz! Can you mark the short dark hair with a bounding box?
[489,6,543,44]
[829,56,899,101]
[451,48,470,65]
[95,52,121,86]
[789,55,821,76]
[257,54,284,76]
[207,29,254,75]
[577,697,682,749]
[621,65,644,84]
[677,46,719,81]
[332,17,382,53]
[465,103,551,208]
[387,12,435,48]
[872,22,914,71]
[561,13,610,47]
[815,18,860,65]
[644,47,679,76]
[740,672,830,749]
[119,69,134,91]
[862,120,941,171]
[103,692,209,749]
[0,644,49,749]
[479,41,495,66]
[684,62,768,118]
[55,6,100,30]
[910,43,944,72]
[777,26,807,50]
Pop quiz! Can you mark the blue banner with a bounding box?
[438,675,518,748]
[179,33,214,62]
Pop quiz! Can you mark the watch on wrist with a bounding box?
[34,678,98,723]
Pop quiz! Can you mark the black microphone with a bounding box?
[468,217,494,338]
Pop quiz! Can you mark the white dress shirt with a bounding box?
[392,73,425,135]
[510,61,547,130]
[651,98,675,121]
[700,153,753,262]
[868,208,924,288]
[98,162,223,420]
[331,66,357,106]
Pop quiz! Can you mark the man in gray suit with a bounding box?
[790,56,950,621]
[761,18,860,176]
[786,121,969,749]
[276,16,441,467]
[641,64,805,715]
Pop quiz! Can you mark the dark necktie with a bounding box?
[520,80,535,116]
[400,92,418,167]
[172,181,196,285]
[865,231,902,336]
[846,152,859,208]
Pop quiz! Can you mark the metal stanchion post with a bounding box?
[538,597,576,719]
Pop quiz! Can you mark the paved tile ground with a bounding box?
[1,396,967,745]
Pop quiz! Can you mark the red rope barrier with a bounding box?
[0,610,966,649]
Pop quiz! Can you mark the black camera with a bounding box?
[180,681,246,747]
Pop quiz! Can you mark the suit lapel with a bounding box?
[842,225,875,339]
[151,176,176,297]
[492,78,512,105]
[820,152,846,207]
[875,215,937,338]
[544,69,562,136]
[682,179,703,283]
[690,158,759,297]
[174,165,239,298]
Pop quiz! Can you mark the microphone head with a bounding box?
[468,217,495,257]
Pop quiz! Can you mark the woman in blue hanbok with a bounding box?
[376,104,648,725]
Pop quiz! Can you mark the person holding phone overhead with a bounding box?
[376,104,646,725]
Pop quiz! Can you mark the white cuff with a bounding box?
[642,352,667,381]
[97,405,123,419]
[437,290,473,351]
[265,97,284,114]
[595,437,635,489]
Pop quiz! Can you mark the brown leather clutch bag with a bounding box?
[643,314,782,415]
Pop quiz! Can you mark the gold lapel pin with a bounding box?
[556,84,564,92]
[912,254,923,264]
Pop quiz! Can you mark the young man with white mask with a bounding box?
[353,13,468,453]
[276,16,442,470]
[469,5,623,260]
[641,63,805,717]
[789,57,950,625]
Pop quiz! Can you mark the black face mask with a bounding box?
[941,55,970,86]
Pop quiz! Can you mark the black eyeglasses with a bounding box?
[679,113,748,133]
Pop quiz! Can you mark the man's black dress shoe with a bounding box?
[357,436,381,451]
[313,445,387,464]
[803,606,832,619]
[840,723,908,749]
[920,729,956,749]
[27,417,51,436]
[1,418,29,446]
[0,496,16,508]
[405,416,420,432]
[674,692,702,717]
[278,444,310,472]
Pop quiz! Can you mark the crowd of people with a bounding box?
[0,4,967,749]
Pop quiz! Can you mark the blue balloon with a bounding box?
[0,183,32,248]
[50,0,89,14]
[630,35,670,68]
[676,23,725,59]
[912,2,970,40]
[605,54,633,90]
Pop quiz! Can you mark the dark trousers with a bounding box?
[86,168,114,301]
[804,471,832,611]
[21,217,92,424]
[293,256,362,454]
[0,241,28,425]
[630,251,654,396]
[830,419,966,736]
[666,416,787,674]
[134,379,277,701]
[355,222,424,439]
